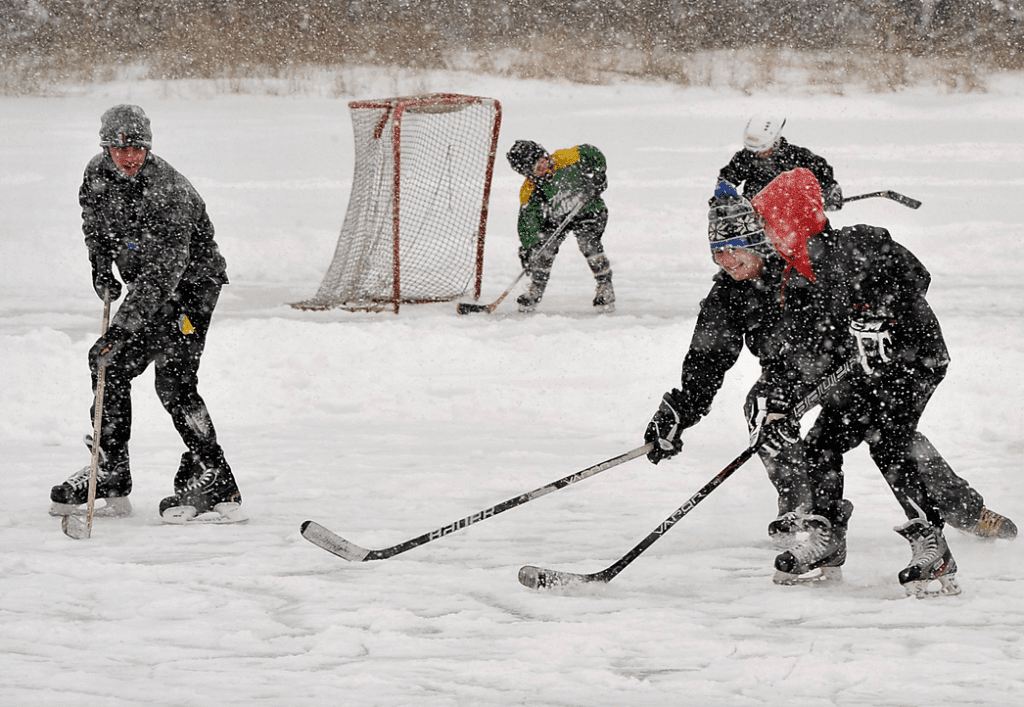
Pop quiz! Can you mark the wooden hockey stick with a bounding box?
[301,443,653,561]
[842,191,921,209]
[63,289,111,540]
[456,200,584,315]
[519,360,859,589]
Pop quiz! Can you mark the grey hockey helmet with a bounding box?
[708,195,773,258]
[743,114,785,153]
[99,104,153,149]
[507,140,547,177]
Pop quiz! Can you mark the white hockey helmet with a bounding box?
[743,114,786,153]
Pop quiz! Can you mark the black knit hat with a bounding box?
[99,104,153,149]
[506,140,547,177]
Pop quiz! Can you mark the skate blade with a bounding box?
[161,502,248,525]
[902,574,962,598]
[48,497,133,518]
[594,303,615,314]
[773,566,843,585]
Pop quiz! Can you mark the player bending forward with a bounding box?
[506,140,615,313]
[645,171,1013,596]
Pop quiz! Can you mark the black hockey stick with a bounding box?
[63,289,111,540]
[519,360,858,589]
[301,443,653,561]
[456,200,584,315]
[842,191,921,209]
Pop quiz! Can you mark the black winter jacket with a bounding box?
[80,151,228,333]
[717,137,838,199]
[669,225,948,430]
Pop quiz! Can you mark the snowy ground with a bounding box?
[2,71,1023,705]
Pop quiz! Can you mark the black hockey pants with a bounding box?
[89,279,228,471]
[802,363,983,529]
[526,208,611,295]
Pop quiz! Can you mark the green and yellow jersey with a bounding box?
[516,144,607,249]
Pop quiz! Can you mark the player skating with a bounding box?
[506,140,615,313]
[644,172,1013,596]
[49,104,245,525]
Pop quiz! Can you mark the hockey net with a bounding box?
[292,93,502,313]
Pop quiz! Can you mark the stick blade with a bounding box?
[62,514,90,540]
[456,302,490,315]
[889,192,922,209]
[518,565,592,590]
[300,520,371,562]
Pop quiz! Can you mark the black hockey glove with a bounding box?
[754,417,802,458]
[824,184,844,212]
[747,391,800,458]
[93,324,132,365]
[92,261,122,301]
[850,318,894,374]
[645,391,686,464]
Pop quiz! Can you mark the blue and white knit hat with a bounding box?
[708,192,773,257]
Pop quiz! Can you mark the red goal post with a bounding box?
[292,93,502,313]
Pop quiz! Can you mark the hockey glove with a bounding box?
[747,392,800,458]
[92,261,122,301]
[93,324,132,365]
[645,392,686,464]
[754,417,802,458]
[850,318,894,374]
[824,184,844,212]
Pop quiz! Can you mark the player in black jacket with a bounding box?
[718,114,843,211]
[49,104,245,525]
[645,171,1014,595]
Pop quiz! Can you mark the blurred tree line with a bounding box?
[3,0,1022,87]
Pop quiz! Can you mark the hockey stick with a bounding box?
[519,360,859,589]
[301,442,653,561]
[63,289,111,540]
[456,200,584,315]
[842,191,921,210]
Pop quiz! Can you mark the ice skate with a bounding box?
[894,518,961,598]
[159,461,247,525]
[768,511,804,550]
[964,507,1017,540]
[517,282,545,313]
[593,279,615,313]
[49,438,132,518]
[773,515,846,585]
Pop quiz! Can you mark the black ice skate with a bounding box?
[965,507,1017,540]
[49,438,132,518]
[159,459,246,525]
[773,515,846,585]
[517,282,545,313]
[593,280,615,313]
[768,511,805,550]
[894,518,961,598]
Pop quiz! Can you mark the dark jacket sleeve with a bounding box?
[717,150,749,189]
[667,276,749,429]
[785,144,838,194]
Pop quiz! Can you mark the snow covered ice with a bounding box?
[2,72,1023,705]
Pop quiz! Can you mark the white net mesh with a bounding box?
[293,94,501,312]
